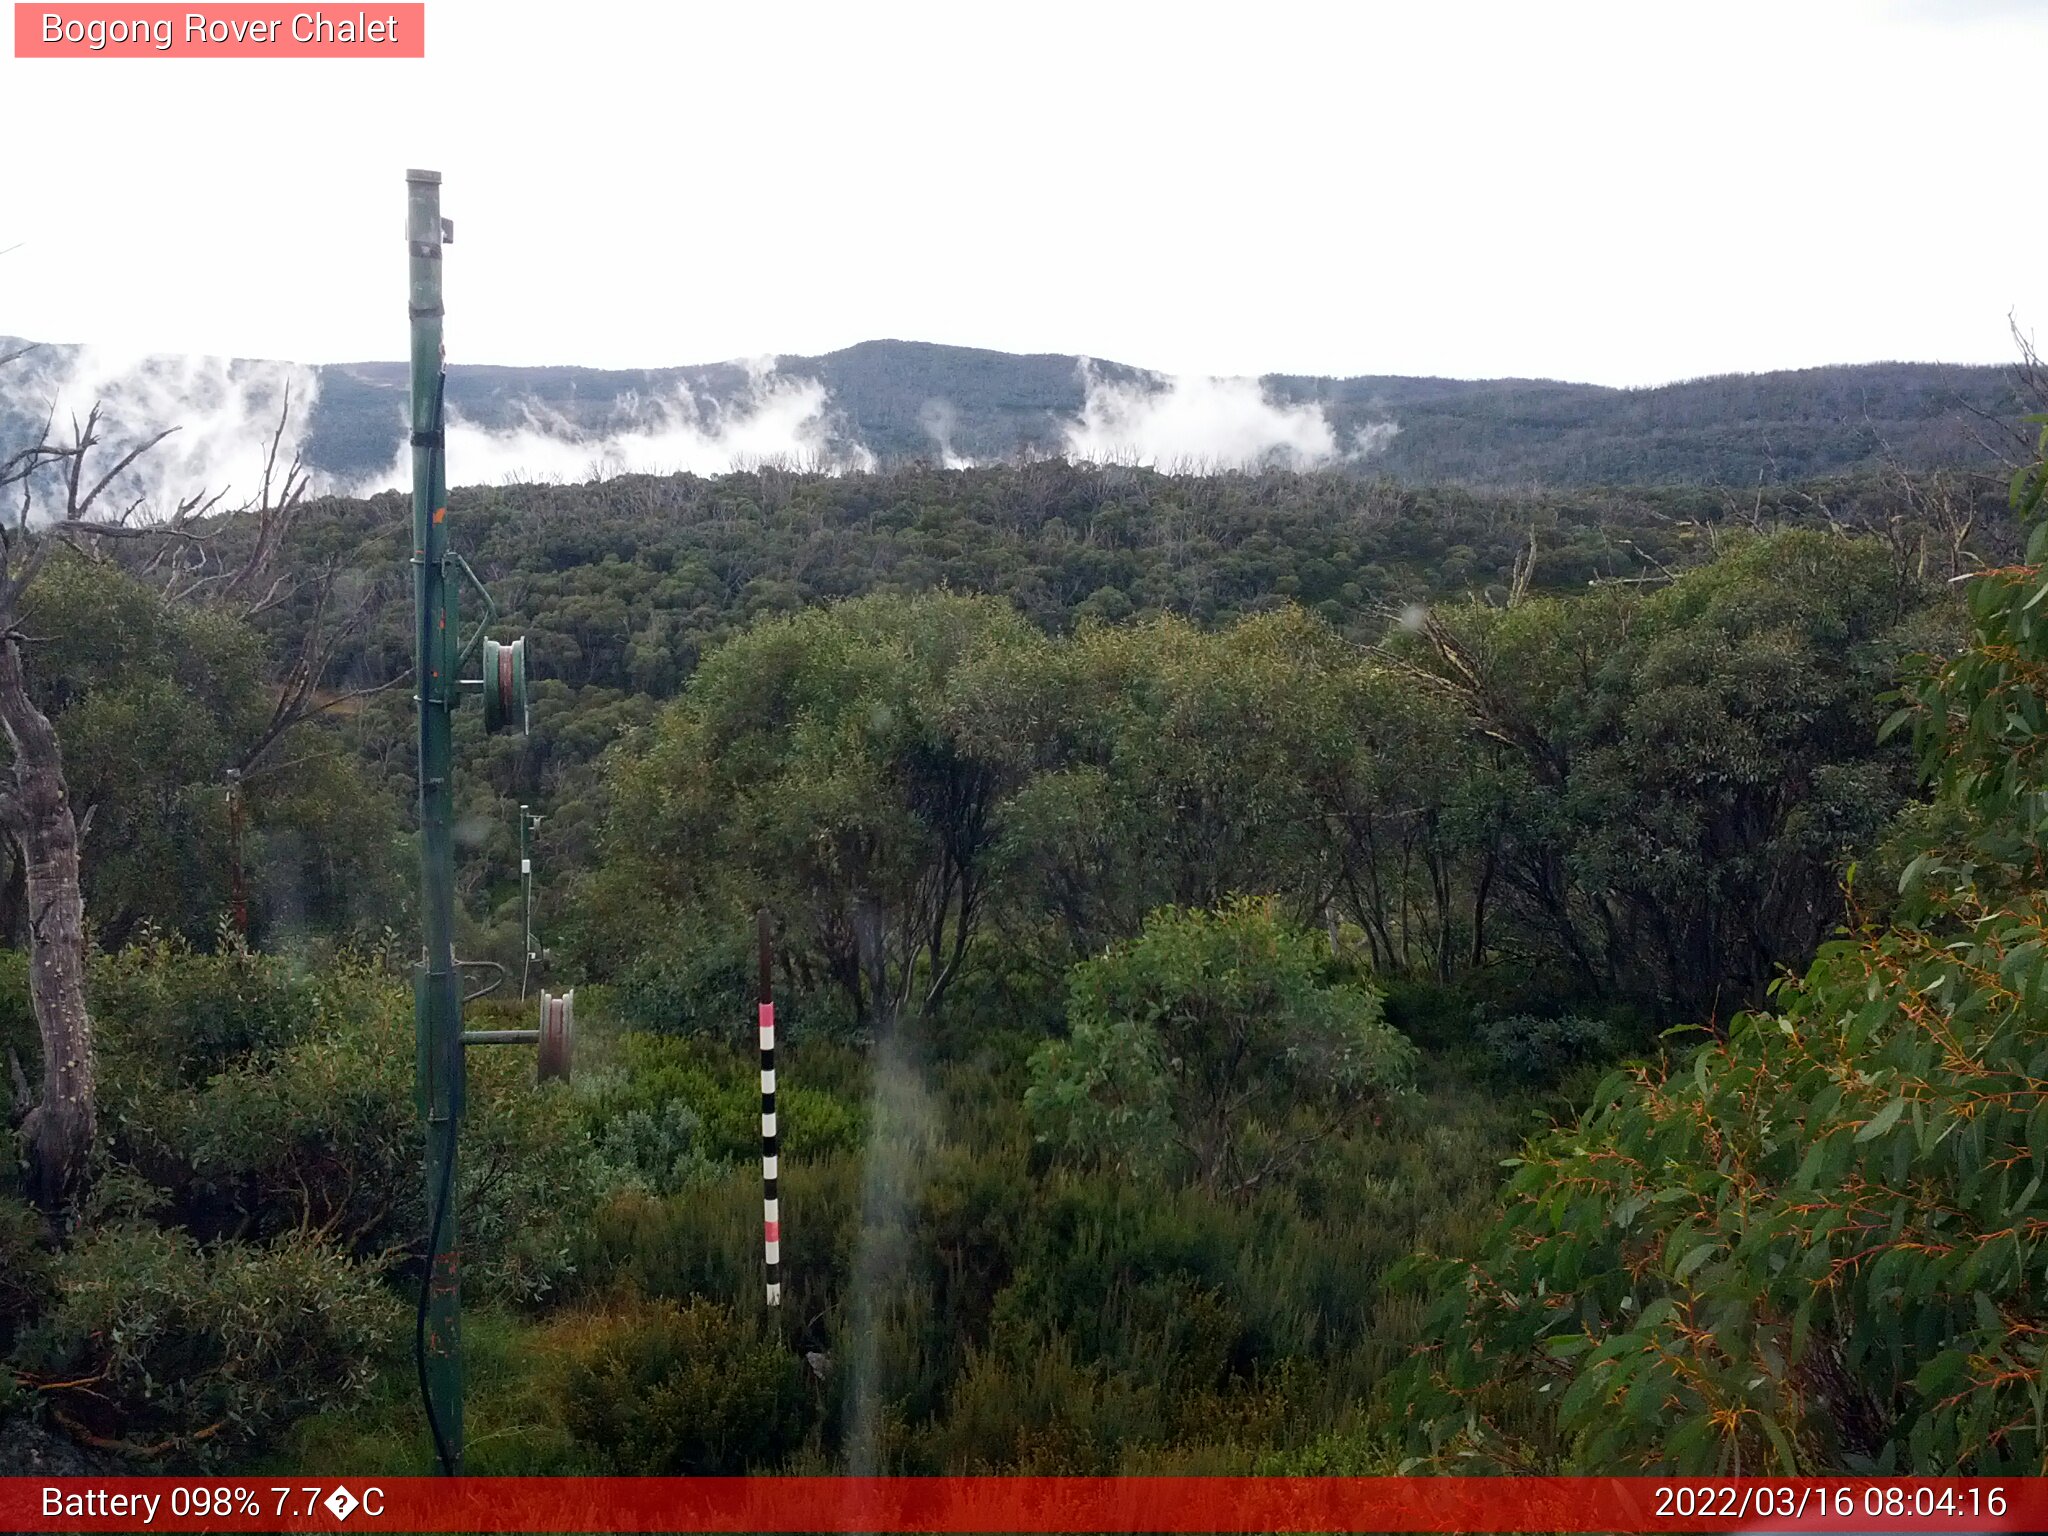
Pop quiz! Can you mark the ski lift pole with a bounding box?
[406,170,548,1478]
[407,166,464,1476]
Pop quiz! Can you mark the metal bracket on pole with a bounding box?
[456,957,507,1004]
[459,991,573,1082]
[449,552,497,671]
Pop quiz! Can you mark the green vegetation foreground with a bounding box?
[1,442,2043,1474]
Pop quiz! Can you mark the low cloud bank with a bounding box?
[2,345,1407,505]
[0,345,874,509]
[1061,361,1399,471]
[352,359,876,492]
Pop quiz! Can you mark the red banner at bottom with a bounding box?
[2,1476,2042,1533]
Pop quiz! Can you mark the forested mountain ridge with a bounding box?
[207,344,2048,485]
[1,335,2024,488]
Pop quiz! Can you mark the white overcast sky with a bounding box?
[2,0,2042,386]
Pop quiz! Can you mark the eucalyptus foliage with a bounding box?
[12,1224,398,1462]
[1383,419,2048,1474]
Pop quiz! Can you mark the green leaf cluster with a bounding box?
[1027,899,1413,1193]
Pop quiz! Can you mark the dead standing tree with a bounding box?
[0,364,374,1218]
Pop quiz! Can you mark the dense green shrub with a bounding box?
[24,557,407,950]
[0,1196,53,1352]
[1373,977,1483,1053]
[593,1033,864,1162]
[1027,899,1413,1192]
[559,1296,810,1472]
[0,948,34,1086]
[572,1154,860,1328]
[91,937,320,1086]
[11,1225,398,1461]
[931,1326,1307,1473]
[612,932,754,1037]
[587,1099,722,1195]
[97,945,595,1301]
[584,530,1938,1056]
[1474,1012,1614,1085]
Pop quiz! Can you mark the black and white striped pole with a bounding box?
[758,907,781,1308]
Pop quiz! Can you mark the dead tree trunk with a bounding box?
[0,636,94,1216]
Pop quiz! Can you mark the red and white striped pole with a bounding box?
[758,908,781,1308]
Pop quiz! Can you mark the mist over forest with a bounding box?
[1,334,2023,499]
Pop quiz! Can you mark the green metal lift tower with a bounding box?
[407,168,564,1474]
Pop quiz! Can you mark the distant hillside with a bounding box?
[278,342,2047,489]
[4,336,2028,490]
[296,341,1153,480]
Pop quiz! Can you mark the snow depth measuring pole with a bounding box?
[759,908,782,1307]
[407,168,554,1475]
